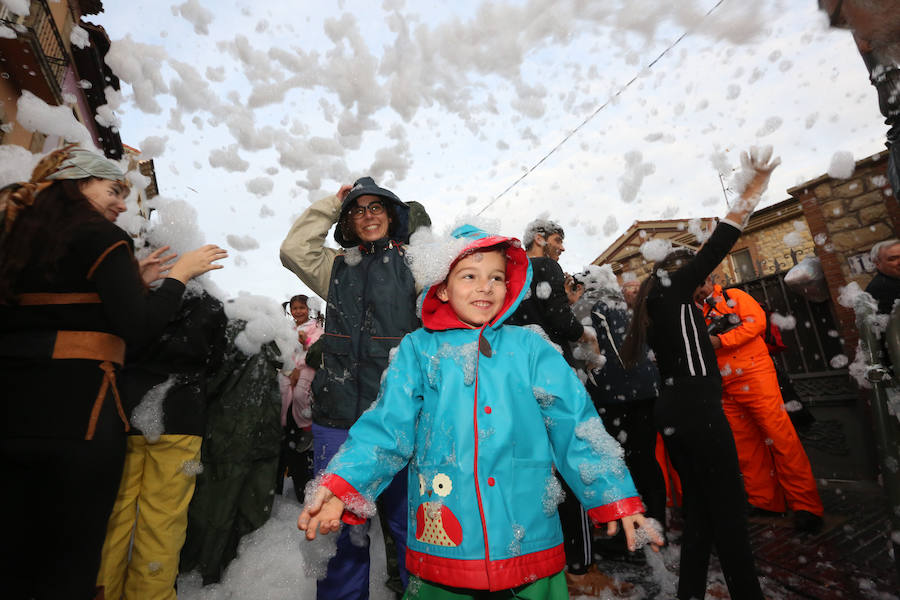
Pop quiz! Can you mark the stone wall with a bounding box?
[744,218,815,276]
[811,165,896,289]
[789,151,898,354]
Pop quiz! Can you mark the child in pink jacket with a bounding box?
[279,294,324,502]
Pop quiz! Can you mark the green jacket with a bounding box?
[180,320,283,583]
[202,320,283,463]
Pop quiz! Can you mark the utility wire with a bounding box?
[477,0,730,216]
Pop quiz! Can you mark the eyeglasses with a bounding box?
[348,201,386,219]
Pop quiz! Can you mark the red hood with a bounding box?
[421,234,531,332]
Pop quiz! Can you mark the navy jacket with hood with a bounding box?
[311,178,419,429]
[586,294,660,406]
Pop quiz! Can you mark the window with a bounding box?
[731,248,756,282]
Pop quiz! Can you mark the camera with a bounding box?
[704,297,742,336]
[707,313,742,336]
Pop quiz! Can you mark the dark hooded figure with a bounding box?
[280,177,426,599]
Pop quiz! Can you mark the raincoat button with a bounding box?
[487,477,495,486]
[484,406,492,414]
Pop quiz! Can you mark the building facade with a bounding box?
[594,150,895,481]
[0,0,122,158]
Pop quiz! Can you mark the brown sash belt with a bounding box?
[1,329,130,440]
[52,330,125,366]
[50,331,129,440]
[17,292,102,305]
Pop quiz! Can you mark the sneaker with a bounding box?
[565,566,634,598]
[794,510,824,534]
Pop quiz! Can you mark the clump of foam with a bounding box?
[533,386,556,408]
[829,354,849,369]
[770,313,796,330]
[405,216,501,289]
[507,523,525,556]
[131,375,177,442]
[343,246,362,266]
[640,238,672,263]
[574,417,626,473]
[541,474,565,516]
[225,293,297,367]
[427,342,479,388]
[179,459,204,476]
[827,151,855,179]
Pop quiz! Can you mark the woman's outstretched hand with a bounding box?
[167,244,228,283]
[727,146,782,224]
[298,485,346,540]
[138,245,178,285]
[739,146,782,203]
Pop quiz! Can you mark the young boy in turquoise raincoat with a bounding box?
[299,225,662,598]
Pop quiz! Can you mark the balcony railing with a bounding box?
[0,0,70,101]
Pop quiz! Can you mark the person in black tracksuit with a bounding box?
[621,148,780,600]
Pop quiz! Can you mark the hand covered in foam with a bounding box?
[732,146,781,206]
[727,146,781,224]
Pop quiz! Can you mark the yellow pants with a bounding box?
[97,434,202,600]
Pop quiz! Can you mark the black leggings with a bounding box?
[655,378,763,600]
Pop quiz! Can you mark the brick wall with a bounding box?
[788,152,895,353]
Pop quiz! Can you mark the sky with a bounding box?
[73,0,887,305]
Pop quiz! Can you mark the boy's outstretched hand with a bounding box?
[605,514,665,552]
[297,486,346,540]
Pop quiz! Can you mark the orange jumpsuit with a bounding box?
[703,285,823,515]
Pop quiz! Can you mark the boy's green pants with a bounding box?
[402,571,568,599]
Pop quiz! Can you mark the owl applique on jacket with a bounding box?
[415,473,462,547]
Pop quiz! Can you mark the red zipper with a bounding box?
[471,324,492,584]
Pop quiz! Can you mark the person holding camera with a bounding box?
[507,219,599,364]
[695,278,824,533]
[504,219,611,596]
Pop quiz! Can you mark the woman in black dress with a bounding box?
[0,145,227,600]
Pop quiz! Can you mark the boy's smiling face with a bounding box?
[437,249,508,327]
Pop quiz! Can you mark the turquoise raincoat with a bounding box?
[323,226,642,591]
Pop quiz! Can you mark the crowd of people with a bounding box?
[3,8,900,590]
[0,138,894,600]
[288,147,823,600]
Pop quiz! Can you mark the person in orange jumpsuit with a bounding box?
[696,279,824,533]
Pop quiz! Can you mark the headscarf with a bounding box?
[0,144,127,238]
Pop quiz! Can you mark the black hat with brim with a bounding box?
[334,176,410,248]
